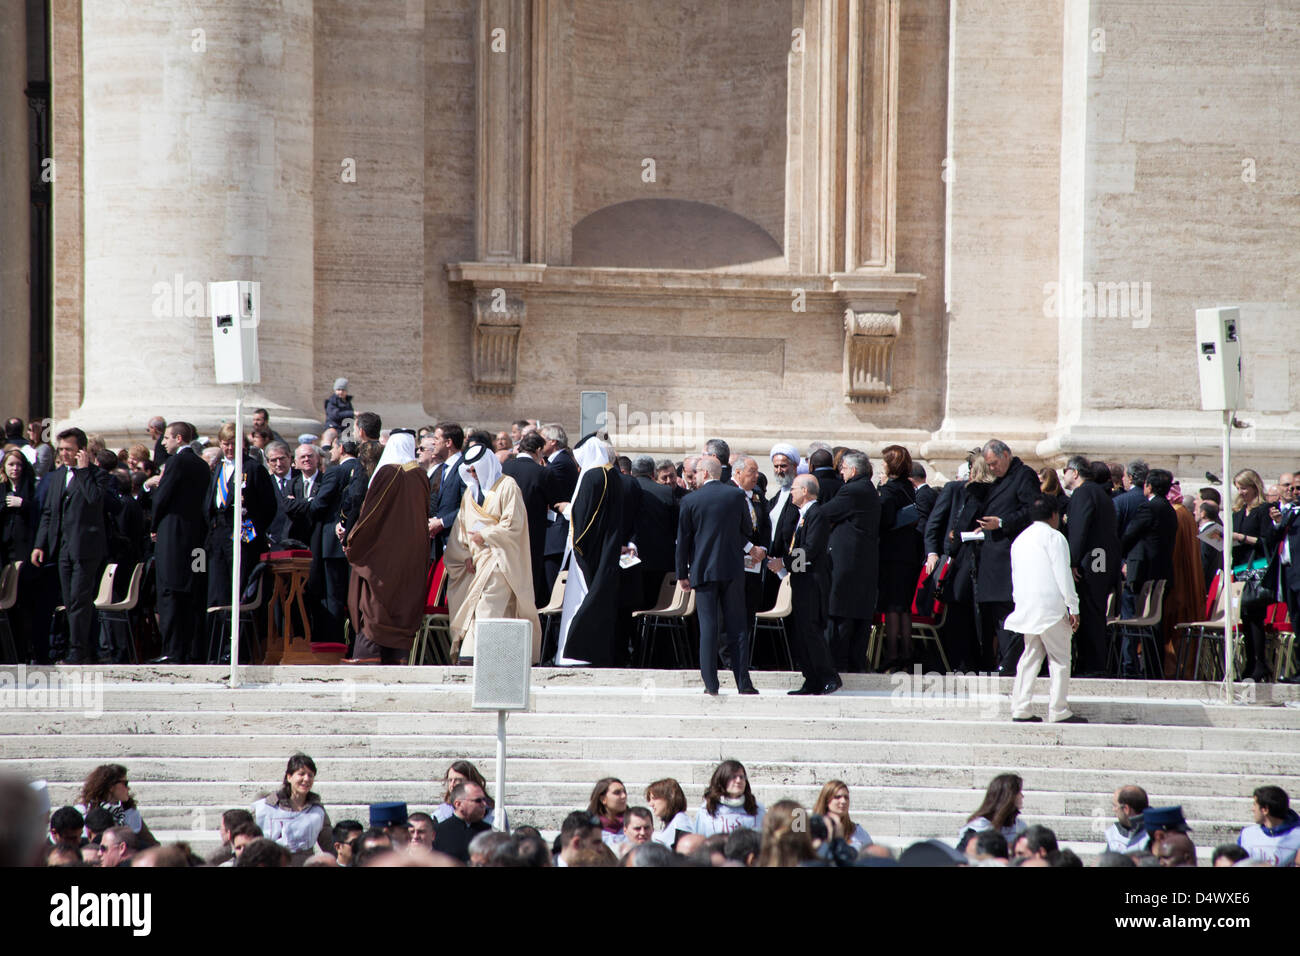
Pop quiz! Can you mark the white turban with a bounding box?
[370,430,415,486]
[769,442,799,464]
[459,442,502,502]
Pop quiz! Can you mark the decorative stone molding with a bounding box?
[470,291,525,395]
[842,309,901,402]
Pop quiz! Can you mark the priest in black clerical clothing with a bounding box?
[555,436,627,667]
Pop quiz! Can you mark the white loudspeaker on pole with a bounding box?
[471,619,533,832]
[1195,306,1242,703]
[211,281,261,690]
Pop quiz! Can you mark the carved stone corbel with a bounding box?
[471,290,525,395]
[842,309,901,402]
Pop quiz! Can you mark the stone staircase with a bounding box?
[4,665,1298,862]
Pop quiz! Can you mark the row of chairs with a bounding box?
[0,558,266,665]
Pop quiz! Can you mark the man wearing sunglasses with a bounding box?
[432,782,493,863]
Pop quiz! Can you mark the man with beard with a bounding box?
[444,442,541,663]
[344,431,430,664]
[762,444,801,615]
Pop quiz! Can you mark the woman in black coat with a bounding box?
[1231,469,1277,681]
[876,446,923,671]
[0,449,37,565]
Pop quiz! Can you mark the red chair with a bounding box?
[909,563,951,671]
[1204,570,1221,620]
[412,559,450,665]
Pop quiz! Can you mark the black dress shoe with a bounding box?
[703,688,719,696]
[738,686,759,695]
[1012,715,1042,723]
[1055,714,1089,724]
[147,655,177,665]
[828,676,843,692]
[819,681,840,695]
[788,684,816,696]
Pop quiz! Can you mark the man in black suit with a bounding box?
[1062,455,1120,676]
[808,448,843,503]
[1119,467,1178,677]
[310,441,364,646]
[973,439,1042,675]
[501,431,551,606]
[676,457,756,695]
[731,455,770,655]
[631,455,678,611]
[148,422,211,662]
[1274,496,1300,682]
[541,424,578,593]
[768,474,840,695]
[264,441,299,545]
[146,416,169,471]
[204,422,277,659]
[1112,459,1149,617]
[31,427,118,664]
[819,451,880,672]
[701,438,733,485]
[281,444,322,545]
[426,422,465,561]
[911,463,939,533]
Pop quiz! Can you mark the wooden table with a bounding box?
[262,552,317,665]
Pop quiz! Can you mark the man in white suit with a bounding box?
[1007,495,1087,724]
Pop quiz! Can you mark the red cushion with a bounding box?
[310,643,348,653]
[261,549,313,561]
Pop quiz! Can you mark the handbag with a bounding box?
[1237,543,1275,617]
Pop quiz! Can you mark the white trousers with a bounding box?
[1010,616,1074,722]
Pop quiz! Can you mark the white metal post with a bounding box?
[1221,410,1235,703]
[495,710,507,831]
[230,386,244,689]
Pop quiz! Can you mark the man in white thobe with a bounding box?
[1007,494,1087,724]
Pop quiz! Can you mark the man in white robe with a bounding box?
[444,443,541,662]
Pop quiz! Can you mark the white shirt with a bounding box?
[768,486,792,546]
[1004,520,1079,636]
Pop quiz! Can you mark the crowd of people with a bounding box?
[2,406,1297,695]
[11,758,1297,867]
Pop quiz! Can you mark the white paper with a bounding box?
[960,530,986,543]
[618,553,642,569]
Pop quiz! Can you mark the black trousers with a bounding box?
[829,615,871,673]
[790,578,837,687]
[58,551,100,662]
[158,587,195,661]
[976,600,1019,675]
[694,576,752,693]
[1074,571,1112,675]
[314,557,350,647]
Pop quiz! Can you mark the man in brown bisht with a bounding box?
[344,431,430,663]
[444,442,541,663]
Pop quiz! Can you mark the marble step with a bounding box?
[10,734,1298,775]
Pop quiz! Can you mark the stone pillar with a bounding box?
[72,1,315,440]
[0,0,30,419]
[476,0,530,263]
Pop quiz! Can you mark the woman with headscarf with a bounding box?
[344,430,430,663]
[554,435,626,667]
[444,442,541,662]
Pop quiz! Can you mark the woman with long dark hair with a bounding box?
[645,778,693,849]
[75,764,157,848]
[877,445,923,671]
[251,753,332,865]
[587,777,629,845]
[433,760,506,829]
[956,773,1026,853]
[693,759,764,836]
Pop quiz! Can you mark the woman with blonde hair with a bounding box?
[812,780,872,849]
[756,800,817,867]
[1231,468,1276,681]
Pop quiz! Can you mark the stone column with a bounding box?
[72,1,315,440]
[0,0,30,419]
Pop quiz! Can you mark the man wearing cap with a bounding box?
[1237,785,1300,866]
[444,442,542,663]
[369,802,410,849]
[1143,806,1194,860]
[1105,785,1150,854]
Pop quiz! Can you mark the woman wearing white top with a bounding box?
[431,760,507,830]
[813,779,872,849]
[75,764,156,848]
[692,760,765,837]
[956,772,1026,852]
[251,753,333,865]
[646,778,693,849]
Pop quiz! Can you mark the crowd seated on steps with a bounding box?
[9,759,1298,868]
